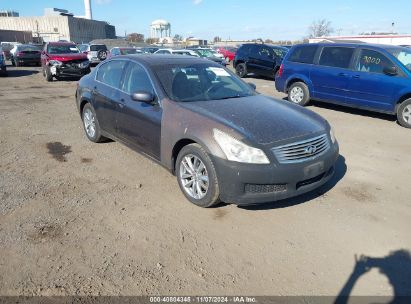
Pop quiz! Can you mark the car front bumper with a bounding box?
[211,142,339,205]
[50,65,91,78]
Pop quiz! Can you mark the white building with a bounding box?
[309,35,411,46]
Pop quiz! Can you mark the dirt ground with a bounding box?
[0,64,410,298]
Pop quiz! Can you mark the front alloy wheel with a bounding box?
[289,86,304,103]
[176,144,220,208]
[180,154,209,200]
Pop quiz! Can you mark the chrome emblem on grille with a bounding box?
[305,145,317,155]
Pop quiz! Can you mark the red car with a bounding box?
[217,47,238,62]
[41,42,91,82]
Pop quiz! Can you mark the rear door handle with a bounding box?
[352,75,360,79]
[338,72,348,77]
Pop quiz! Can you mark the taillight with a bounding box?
[277,64,284,78]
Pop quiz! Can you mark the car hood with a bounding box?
[48,53,87,61]
[178,95,328,145]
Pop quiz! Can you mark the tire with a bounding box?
[176,143,220,208]
[97,50,107,61]
[397,98,411,128]
[235,63,247,78]
[44,66,53,82]
[288,82,310,106]
[82,103,105,143]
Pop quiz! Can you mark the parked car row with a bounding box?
[0,47,7,76]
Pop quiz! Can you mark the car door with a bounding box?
[254,46,276,77]
[93,60,128,135]
[346,48,402,112]
[116,62,162,160]
[310,46,355,103]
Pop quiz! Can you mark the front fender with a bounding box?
[160,98,227,171]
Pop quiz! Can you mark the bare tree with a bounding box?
[308,19,334,38]
[213,36,222,43]
[173,34,183,42]
[127,33,144,43]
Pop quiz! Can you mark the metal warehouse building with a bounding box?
[0,13,116,43]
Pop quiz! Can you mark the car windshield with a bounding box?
[120,48,137,55]
[388,48,411,72]
[272,47,288,58]
[47,45,79,54]
[154,63,255,102]
[195,49,215,57]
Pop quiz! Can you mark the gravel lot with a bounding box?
[0,64,410,298]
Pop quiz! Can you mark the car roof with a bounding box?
[47,42,76,45]
[242,43,289,49]
[112,54,216,67]
[297,42,408,51]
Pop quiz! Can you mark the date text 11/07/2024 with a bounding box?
[149,296,257,303]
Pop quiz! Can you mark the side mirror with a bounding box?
[248,82,257,90]
[383,66,398,76]
[131,91,155,104]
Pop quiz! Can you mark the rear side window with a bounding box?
[289,45,318,64]
[356,49,394,74]
[319,47,354,69]
[96,60,127,89]
[238,45,251,56]
[90,45,107,52]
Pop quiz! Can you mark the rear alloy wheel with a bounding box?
[397,98,411,128]
[176,144,220,208]
[82,104,104,142]
[235,63,247,78]
[288,82,310,106]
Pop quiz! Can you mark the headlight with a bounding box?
[330,127,336,144]
[79,60,90,68]
[213,129,270,164]
[49,60,63,66]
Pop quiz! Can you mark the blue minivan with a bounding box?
[275,43,411,128]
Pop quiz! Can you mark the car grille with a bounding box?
[63,60,86,68]
[245,183,287,194]
[272,134,330,164]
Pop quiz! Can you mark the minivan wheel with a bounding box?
[235,63,247,78]
[176,144,220,208]
[397,98,411,128]
[82,103,104,142]
[288,82,310,106]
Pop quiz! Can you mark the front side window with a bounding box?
[319,47,354,69]
[96,60,127,89]
[154,63,254,102]
[356,49,394,74]
[272,47,287,58]
[122,63,154,94]
[289,45,318,64]
[387,48,411,73]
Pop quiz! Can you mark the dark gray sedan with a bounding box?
[76,55,339,207]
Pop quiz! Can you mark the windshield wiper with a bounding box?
[216,95,248,100]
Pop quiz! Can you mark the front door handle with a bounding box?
[119,98,125,108]
[352,75,360,79]
[338,72,348,77]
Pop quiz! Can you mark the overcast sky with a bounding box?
[1,0,410,41]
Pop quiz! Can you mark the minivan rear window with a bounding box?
[288,45,318,64]
[319,47,354,69]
